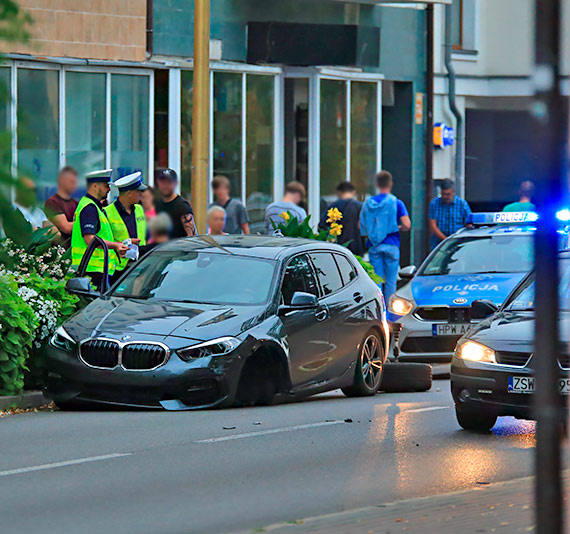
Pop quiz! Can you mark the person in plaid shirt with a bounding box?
[429,179,472,249]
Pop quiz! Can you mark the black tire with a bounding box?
[342,331,384,398]
[455,404,497,432]
[235,354,279,407]
[380,362,432,393]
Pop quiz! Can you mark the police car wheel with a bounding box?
[342,331,384,398]
[380,362,432,393]
[455,404,497,432]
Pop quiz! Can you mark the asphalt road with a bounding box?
[1,381,564,534]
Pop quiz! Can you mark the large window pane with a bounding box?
[0,68,11,172]
[17,68,59,199]
[320,79,346,205]
[180,70,193,199]
[213,72,242,199]
[246,75,274,234]
[351,81,377,198]
[66,72,105,176]
[111,74,149,176]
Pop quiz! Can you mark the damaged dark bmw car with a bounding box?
[44,236,389,410]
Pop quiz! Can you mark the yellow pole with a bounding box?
[191,0,210,234]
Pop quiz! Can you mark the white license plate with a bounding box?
[508,376,570,394]
[432,324,470,336]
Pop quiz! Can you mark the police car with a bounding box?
[388,211,569,363]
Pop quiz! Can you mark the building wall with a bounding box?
[8,0,147,62]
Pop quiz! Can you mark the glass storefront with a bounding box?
[17,68,59,197]
[246,75,274,233]
[111,74,150,175]
[180,70,193,199]
[66,72,106,176]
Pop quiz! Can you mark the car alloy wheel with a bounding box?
[361,334,383,390]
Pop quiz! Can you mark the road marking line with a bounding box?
[406,406,452,413]
[0,453,132,477]
[196,421,345,443]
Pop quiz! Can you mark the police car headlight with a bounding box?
[457,341,496,363]
[177,337,242,362]
[388,295,414,316]
[49,326,77,353]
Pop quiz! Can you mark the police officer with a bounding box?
[105,171,148,284]
[71,169,128,291]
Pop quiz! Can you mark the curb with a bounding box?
[0,391,47,411]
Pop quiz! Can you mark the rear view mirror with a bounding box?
[65,277,100,298]
[279,292,319,314]
[398,265,417,281]
[471,299,498,319]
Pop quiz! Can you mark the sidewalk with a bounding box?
[247,471,569,534]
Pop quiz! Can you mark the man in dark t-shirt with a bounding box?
[154,168,197,238]
[319,181,364,257]
[44,166,79,248]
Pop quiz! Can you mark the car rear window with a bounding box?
[335,254,358,285]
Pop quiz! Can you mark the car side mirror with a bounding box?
[398,265,417,281]
[279,291,319,313]
[65,277,100,298]
[471,299,498,319]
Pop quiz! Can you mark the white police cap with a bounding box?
[113,171,147,192]
[85,168,113,184]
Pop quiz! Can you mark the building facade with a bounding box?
[2,0,432,264]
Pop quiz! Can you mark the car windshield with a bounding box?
[112,251,276,305]
[420,235,533,276]
[503,258,570,312]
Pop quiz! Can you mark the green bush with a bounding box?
[0,275,37,396]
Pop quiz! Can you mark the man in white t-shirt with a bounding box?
[13,177,49,230]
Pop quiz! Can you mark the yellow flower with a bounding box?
[281,211,290,221]
[326,207,343,224]
[329,223,343,237]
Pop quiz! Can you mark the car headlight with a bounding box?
[388,295,414,316]
[177,337,242,362]
[457,340,496,363]
[49,326,77,353]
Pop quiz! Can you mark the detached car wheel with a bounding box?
[342,331,384,397]
[455,404,497,432]
[380,362,432,393]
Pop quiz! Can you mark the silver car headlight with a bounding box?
[456,340,496,364]
[49,326,77,353]
[177,337,242,362]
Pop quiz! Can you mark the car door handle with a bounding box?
[315,309,328,321]
[353,292,364,303]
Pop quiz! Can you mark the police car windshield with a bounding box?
[503,258,570,312]
[420,235,533,276]
[112,250,276,305]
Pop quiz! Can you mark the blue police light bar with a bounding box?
[467,212,539,225]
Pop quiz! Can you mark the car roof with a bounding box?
[453,225,537,238]
[155,235,349,260]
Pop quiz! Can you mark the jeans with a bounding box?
[369,244,400,302]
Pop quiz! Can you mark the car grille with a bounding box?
[414,307,471,323]
[80,339,120,368]
[495,351,531,366]
[122,344,168,370]
[401,336,460,353]
[80,339,168,370]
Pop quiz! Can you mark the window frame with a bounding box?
[333,253,359,288]
[451,0,479,55]
[308,251,345,299]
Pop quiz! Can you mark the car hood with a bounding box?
[64,297,269,343]
[468,310,570,353]
[411,273,526,307]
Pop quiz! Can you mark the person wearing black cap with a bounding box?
[71,169,128,291]
[154,168,197,238]
[105,171,149,284]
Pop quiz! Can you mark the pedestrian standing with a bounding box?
[319,181,364,256]
[207,205,228,236]
[13,177,49,231]
[360,171,411,300]
[140,185,157,220]
[265,181,307,234]
[105,172,148,284]
[503,181,536,212]
[44,166,79,249]
[70,169,128,291]
[429,179,472,249]
[154,168,197,238]
[211,175,250,234]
